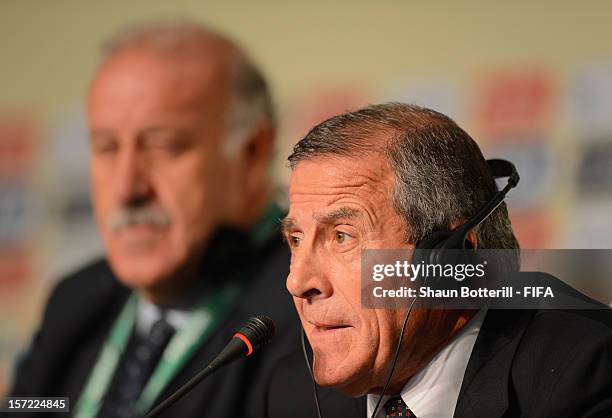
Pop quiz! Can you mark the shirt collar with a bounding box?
[136,296,191,337]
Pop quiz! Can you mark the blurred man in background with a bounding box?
[9,21,299,418]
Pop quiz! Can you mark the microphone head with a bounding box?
[234,316,276,355]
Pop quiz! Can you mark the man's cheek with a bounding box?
[292,298,306,322]
[291,296,301,309]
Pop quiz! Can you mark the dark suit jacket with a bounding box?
[267,307,612,418]
[9,228,302,418]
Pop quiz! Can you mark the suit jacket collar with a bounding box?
[454,309,535,418]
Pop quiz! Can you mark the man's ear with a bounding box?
[465,230,478,249]
[449,220,478,249]
[243,120,274,164]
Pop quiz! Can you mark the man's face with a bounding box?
[284,154,417,396]
[88,49,237,294]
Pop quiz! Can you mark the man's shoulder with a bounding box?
[10,259,129,397]
[480,308,612,368]
[522,308,612,351]
[482,304,612,350]
[54,257,116,288]
[514,308,612,379]
[510,308,612,415]
[49,258,124,305]
[43,258,128,329]
[455,308,612,417]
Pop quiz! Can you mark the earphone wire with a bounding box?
[370,295,418,418]
[301,327,323,418]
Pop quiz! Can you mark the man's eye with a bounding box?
[92,140,118,154]
[143,134,190,155]
[289,235,301,247]
[335,231,348,244]
[148,139,181,151]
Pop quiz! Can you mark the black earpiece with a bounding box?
[414,159,519,265]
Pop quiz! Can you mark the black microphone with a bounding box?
[143,316,275,418]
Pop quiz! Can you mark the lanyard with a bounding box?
[73,281,241,418]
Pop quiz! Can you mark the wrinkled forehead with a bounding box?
[288,155,396,209]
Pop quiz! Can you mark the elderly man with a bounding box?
[10,22,300,418]
[269,103,612,417]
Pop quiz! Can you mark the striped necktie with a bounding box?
[98,317,175,418]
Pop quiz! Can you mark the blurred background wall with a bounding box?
[2,0,612,394]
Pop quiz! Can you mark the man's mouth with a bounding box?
[308,321,353,334]
[316,324,351,331]
[114,224,164,236]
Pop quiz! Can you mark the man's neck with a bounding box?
[137,253,203,306]
[376,309,479,395]
[140,274,199,307]
[367,309,487,418]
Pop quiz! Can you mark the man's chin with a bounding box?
[314,372,370,398]
[312,357,371,398]
[108,257,177,292]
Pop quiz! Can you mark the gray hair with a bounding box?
[100,20,275,155]
[288,102,519,267]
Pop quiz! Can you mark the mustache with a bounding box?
[109,205,171,231]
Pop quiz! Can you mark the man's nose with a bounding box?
[286,250,333,301]
[114,147,153,206]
